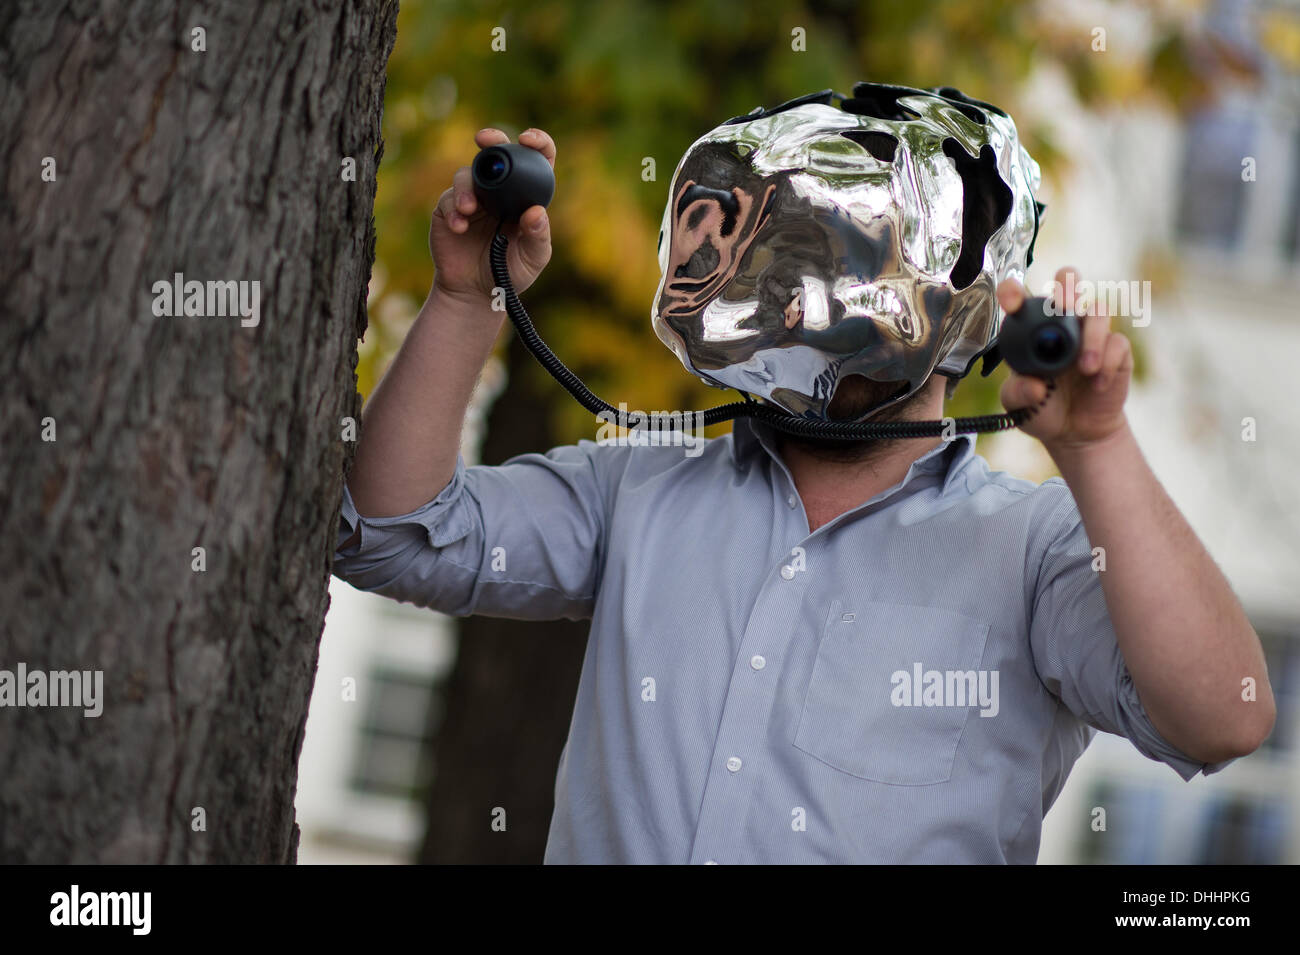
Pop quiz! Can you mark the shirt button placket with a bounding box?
[688,555,802,864]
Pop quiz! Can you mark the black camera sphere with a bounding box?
[998,296,1081,377]
[471,144,555,223]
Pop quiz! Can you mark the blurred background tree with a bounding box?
[360,0,1247,863]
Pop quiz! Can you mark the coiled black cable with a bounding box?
[490,228,1051,440]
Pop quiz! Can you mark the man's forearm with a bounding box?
[348,287,504,518]
[1049,422,1276,763]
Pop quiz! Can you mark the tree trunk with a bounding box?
[418,332,590,865]
[0,0,396,863]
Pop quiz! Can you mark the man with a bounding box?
[335,84,1274,863]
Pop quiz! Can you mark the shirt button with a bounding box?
[726,756,743,773]
[750,655,766,670]
[787,494,797,508]
[780,565,795,580]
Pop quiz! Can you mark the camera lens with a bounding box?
[1032,324,1068,365]
[478,152,509,184]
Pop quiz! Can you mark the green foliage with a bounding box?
[367,0,1217,448]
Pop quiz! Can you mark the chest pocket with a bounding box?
[793,600,992,785]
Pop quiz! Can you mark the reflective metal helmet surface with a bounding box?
[651,83,1044,422]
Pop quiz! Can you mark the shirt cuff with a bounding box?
[336,454,474,557]
[1118,664,1235,781]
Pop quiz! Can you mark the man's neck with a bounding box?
[775,382,947,532]
[777,434,943,532]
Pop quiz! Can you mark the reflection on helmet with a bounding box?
[651,82,1044,423]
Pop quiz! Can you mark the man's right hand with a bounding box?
[349,127,555,520]
[430,127,555,305]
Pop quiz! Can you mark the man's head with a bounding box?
[651,82,1043,425]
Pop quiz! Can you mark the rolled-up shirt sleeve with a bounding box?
[1028,485,1233,781]
[333,441,615,621]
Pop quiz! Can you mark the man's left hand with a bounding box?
[997,266,1133,456]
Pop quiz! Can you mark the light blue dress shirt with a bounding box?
[333,419,1226,863]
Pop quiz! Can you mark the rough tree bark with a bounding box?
[0,0,397,863]
[418,332,590,865]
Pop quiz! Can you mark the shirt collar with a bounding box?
[729,416,977,496]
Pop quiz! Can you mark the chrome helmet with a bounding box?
[651,83,1044,422]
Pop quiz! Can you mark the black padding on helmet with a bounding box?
[723,89,842,125]
[839,129,899,162]
[942,139,1014,291]
[842,83,928,121]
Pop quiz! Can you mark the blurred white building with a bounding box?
[1024,0,1300,863]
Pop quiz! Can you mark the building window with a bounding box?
[1175,109,1257,251]
[1077,781,1166,864]
[1194,793,1288,864]
[348,666,444,801]
[1256,625,1300,757]
[1283,125,1300,261]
